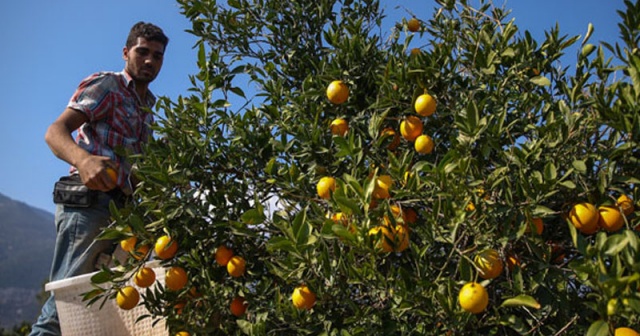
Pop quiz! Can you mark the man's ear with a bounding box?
[122,46,129,61]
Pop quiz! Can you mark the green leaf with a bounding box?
[500,295,541,309]
[581,44,596,58]
[532,205,556,216]
[558,180,576,189]
[90,270,112,285]
[529,76,551,86]
[335,195,363,216]
[582,23,594,45]
[586,320,608,336]
[603,234,629,255]
[241,209,266,225]
[543,162,557,181]
[267,237,297,253]
[572,160,587,173]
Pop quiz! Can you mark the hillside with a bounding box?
[0,192,55,328]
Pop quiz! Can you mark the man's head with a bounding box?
[123,22,169,86]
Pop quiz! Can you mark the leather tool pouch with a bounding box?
[53,175,97,207]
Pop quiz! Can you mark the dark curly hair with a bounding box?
[126,21,169,50]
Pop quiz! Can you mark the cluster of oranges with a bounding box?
[569,195,634,234]
[327,78,437,156]
[116,235,182,311]
[456,194,637,316]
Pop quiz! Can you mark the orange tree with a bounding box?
[91,0,640,334]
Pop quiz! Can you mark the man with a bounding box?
[30,22,168,336]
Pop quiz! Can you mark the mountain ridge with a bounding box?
[0,192,55,328]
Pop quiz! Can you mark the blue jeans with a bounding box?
[30,192,117,336]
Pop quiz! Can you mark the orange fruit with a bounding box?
[506,254,521,271]
[326,80,349,104]
[227,255,246,277]
[120,236,137,253]
[230,297,247,317]
[414,93,436,117]
[369,224,409,253]
[292,285,316,310]
[372,175,393,199]
[154,235,178,260]
[176,332,190,336]
[400,116,423,142]
[132,244,150,261]
[407,17,420,32]
[215,245,234,266]
[390,205,416,225]
[317,177,336,199]
[165,266,188,291]
[329,212,347,224]
[617,195,635,216]
[394,225,410,252]
[330,118,349,136]
[134,267,156,288]
[569,202,600,234]
[173,301,186,315]
[616,327,640,336]
[368,226,394,253]
[474,249,503,279]
[465,202,476,212]
[525,218,544,235]
[599,205,624,232]
[381,128,400,150]
[458,282,489,314]
[403,208,418,225]
[106,167,118,183]
[414,134,434,154]
[116,286,140,310]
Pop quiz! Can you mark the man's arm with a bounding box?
[45,107,117,191]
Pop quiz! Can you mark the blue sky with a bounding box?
[0,0,624,214]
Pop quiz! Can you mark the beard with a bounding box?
[128,65,158,84]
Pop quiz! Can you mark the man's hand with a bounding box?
[76,156,118,191]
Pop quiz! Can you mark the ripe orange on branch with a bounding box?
[414,134,434,154]
[215,245,234,266]
[569,202,600,234]
[400,116,423,142]
[116,286,140,310]
[474,249,503,279]
[407,17,420,32]
[617,194,635,216]
[616,327,640,336]
[525,218,544,235]
[154,235,178,260]
[458,282,488,314]
[292,285,316,310]
[317,177,337,199]
[230,297,247,317]
[165,266,188,291]
[414,93,436,117]
[134,267,156,288]
[598,205,624,232]
[372,175,393,199]
[329,118,349,136]
[380,128,400,150]
[227,255,246,277]
[326,80,349,104]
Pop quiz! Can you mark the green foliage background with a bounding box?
[95,0,640,334]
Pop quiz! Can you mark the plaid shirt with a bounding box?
[67,71,155,194]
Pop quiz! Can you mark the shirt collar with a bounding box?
[120,70,156,107]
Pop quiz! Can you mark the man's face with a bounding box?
[123,37,165,84]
